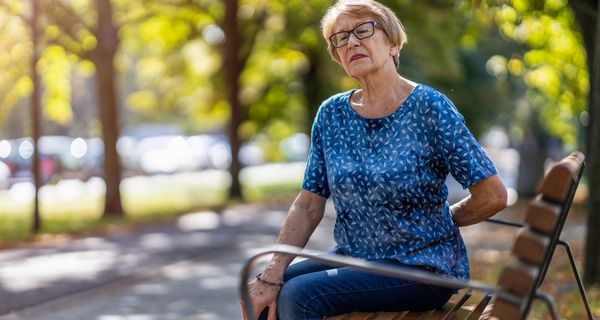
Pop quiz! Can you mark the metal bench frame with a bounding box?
[240,152,592,319]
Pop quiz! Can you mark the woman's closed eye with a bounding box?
[355,26,371,37]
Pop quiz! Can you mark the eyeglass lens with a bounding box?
[330,22,375,48]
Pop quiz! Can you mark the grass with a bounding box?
[0,165,304,246]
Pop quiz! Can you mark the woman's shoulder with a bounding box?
[315,90,354,117]
[413,84,459,115]
[321,90,353,108]
[414,84,451,105]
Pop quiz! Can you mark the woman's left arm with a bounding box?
[451,174,507,227]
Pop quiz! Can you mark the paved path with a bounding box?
[0,200,336,320]
[0,199,587,320]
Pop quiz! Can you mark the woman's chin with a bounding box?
[346,67,371,78]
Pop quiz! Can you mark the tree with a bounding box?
[569,0,600,284]
[223,0,244,199]
[0,2,34,130]
[481,0,599,284]
[37,0,124,216]
[123,0,272,199]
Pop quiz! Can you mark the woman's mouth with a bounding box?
[350,54,367,62]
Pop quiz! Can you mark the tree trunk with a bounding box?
[570,0,600,284]
[30,0,42,232]
[516,109,549,197]
[584,0,600,284]
[92,0,123,216]
[224,0,243,200]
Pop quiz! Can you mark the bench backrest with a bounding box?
[490,152,585,319]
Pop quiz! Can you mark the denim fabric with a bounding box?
[258,253,456,319]
[301,84,497,280]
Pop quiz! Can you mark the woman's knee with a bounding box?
[277,276,322,319]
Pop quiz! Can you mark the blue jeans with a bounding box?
[258,252,456,319]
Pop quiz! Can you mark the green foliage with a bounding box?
[118,1,227,131]
[0,2,31,126]
[486,0,589,148]
[2,0,586,155]
[39,45,73,125]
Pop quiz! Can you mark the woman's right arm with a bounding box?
[242,189,327,319]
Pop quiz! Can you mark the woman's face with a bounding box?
[332,14,397,78]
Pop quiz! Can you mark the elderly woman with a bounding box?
[242,0,507,319]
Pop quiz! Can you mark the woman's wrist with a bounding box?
[256,272,284,287]
[262,261,286,281]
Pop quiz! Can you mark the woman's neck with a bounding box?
[352,68,415,117]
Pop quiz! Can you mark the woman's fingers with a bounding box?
[240,300,249,320]
[267,301,277,320]
[243,279,280,319]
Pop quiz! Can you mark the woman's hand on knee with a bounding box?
[241,280,280,320]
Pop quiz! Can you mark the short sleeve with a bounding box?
[433,95,497,189]
[301,107,331,198]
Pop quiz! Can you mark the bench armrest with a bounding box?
[239,245,522,318]
[485,217,524,228]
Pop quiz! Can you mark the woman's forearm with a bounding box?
[451,175,507,227]
[261,191,326,281]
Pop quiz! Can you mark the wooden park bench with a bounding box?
[240,152,592,319]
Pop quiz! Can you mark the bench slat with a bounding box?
[465,293,492,320]
[511,228,550,265]
[330,312,411,320]
[538,154,582,202]
[372,312,407,320]
[441,290,472,320]
[524,199,561,234]
[497,260,538,297]
[489,296,522,320]
[344,312,380,320]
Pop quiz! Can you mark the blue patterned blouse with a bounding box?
[301,84,497,280]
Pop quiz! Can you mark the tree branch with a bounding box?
[46,0,87,27]
[47,36,89,60]
[0,1,31,25]
[238,8,269,71]
[42,1,89,37]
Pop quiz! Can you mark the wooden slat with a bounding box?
[416,310,436,320]
[537,153,582,202]
[389,311,409,319]
[524,199,561,234]
[511,228,550,265]
[497,260,538,297]
[396,310,435,320]
[489,296,523,320]
[345,312,379,320]
[371,312,407,320]
[327,314,352,320]
[465,294,492,320]
[441,290,473,320]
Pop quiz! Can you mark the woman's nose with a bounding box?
[347,33,361,47]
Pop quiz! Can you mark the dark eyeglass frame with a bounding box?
[328,21,387,48]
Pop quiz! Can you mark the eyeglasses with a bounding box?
[328,21,387,48]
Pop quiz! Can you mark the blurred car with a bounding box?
[134,135,196,174]
[187,134,231,170]
[0,160,10,189]
[1,137,66,184]
[280,133,309,162]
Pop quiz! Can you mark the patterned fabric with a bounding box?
[301,84,497,280]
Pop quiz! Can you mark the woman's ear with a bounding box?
[390,45,399,57]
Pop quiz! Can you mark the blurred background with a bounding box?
[0,0,590,230]
[0,0,599,318]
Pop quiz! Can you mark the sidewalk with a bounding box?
[0,199,587,319]
[0,199,337,319]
